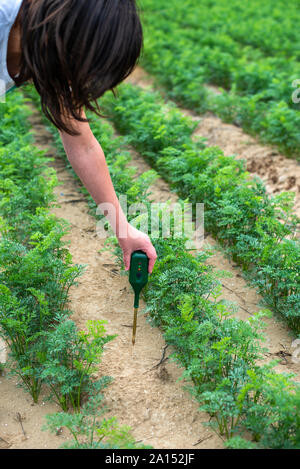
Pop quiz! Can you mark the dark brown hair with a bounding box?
[16,0,143,134]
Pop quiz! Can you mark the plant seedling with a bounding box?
[129,251,149,345]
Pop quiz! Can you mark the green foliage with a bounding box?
[0,91,113,413]
[140,0,300,158]
[0,93,32,145]
[144,236,300,447]
[142,232,300,447]
[237,367,300,448]
[0,285,44,401]
[27,84,300,449]
[38,320,115,411]
[225,437,259,449]
[0,219,83,319]
[0,89,153,451]
[44,393,151,449]
[102,83,300,333]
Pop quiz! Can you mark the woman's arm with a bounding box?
[60,112,157,273]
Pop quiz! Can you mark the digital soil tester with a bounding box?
[129,250,149,345]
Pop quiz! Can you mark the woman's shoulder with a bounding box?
[0,0,22,26]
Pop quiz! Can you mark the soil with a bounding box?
[0,76,299,449]
[192,116,300,218]
[127,66,300,218]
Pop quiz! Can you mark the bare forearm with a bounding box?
[62,134,127,237]
[59,115,157,273]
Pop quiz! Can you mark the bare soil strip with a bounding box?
[127,66,300,218]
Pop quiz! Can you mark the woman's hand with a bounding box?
[118,223,157,274]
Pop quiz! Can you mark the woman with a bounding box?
[0,0,157,273]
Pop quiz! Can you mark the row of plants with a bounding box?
[99,83,300,334]
[147,0,300,59]
[28,87,300,449]
[143,244,300,448]
[0,90,148,449]
[139,0,300,158]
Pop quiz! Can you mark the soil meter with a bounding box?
[129,250,149,345]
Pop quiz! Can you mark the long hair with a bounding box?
[16,0,143,134]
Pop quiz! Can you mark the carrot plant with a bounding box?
[38,320,115,412]
[0,285,44,402]
[44,392,151,449]
[236,367,300,448]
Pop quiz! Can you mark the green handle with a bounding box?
[129,250,149,308]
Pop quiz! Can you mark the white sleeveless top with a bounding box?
[0,0,22,98]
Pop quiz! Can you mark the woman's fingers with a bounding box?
[118,224,157,273]
[145,245,158,274]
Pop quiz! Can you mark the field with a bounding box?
[0,0,299,450]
